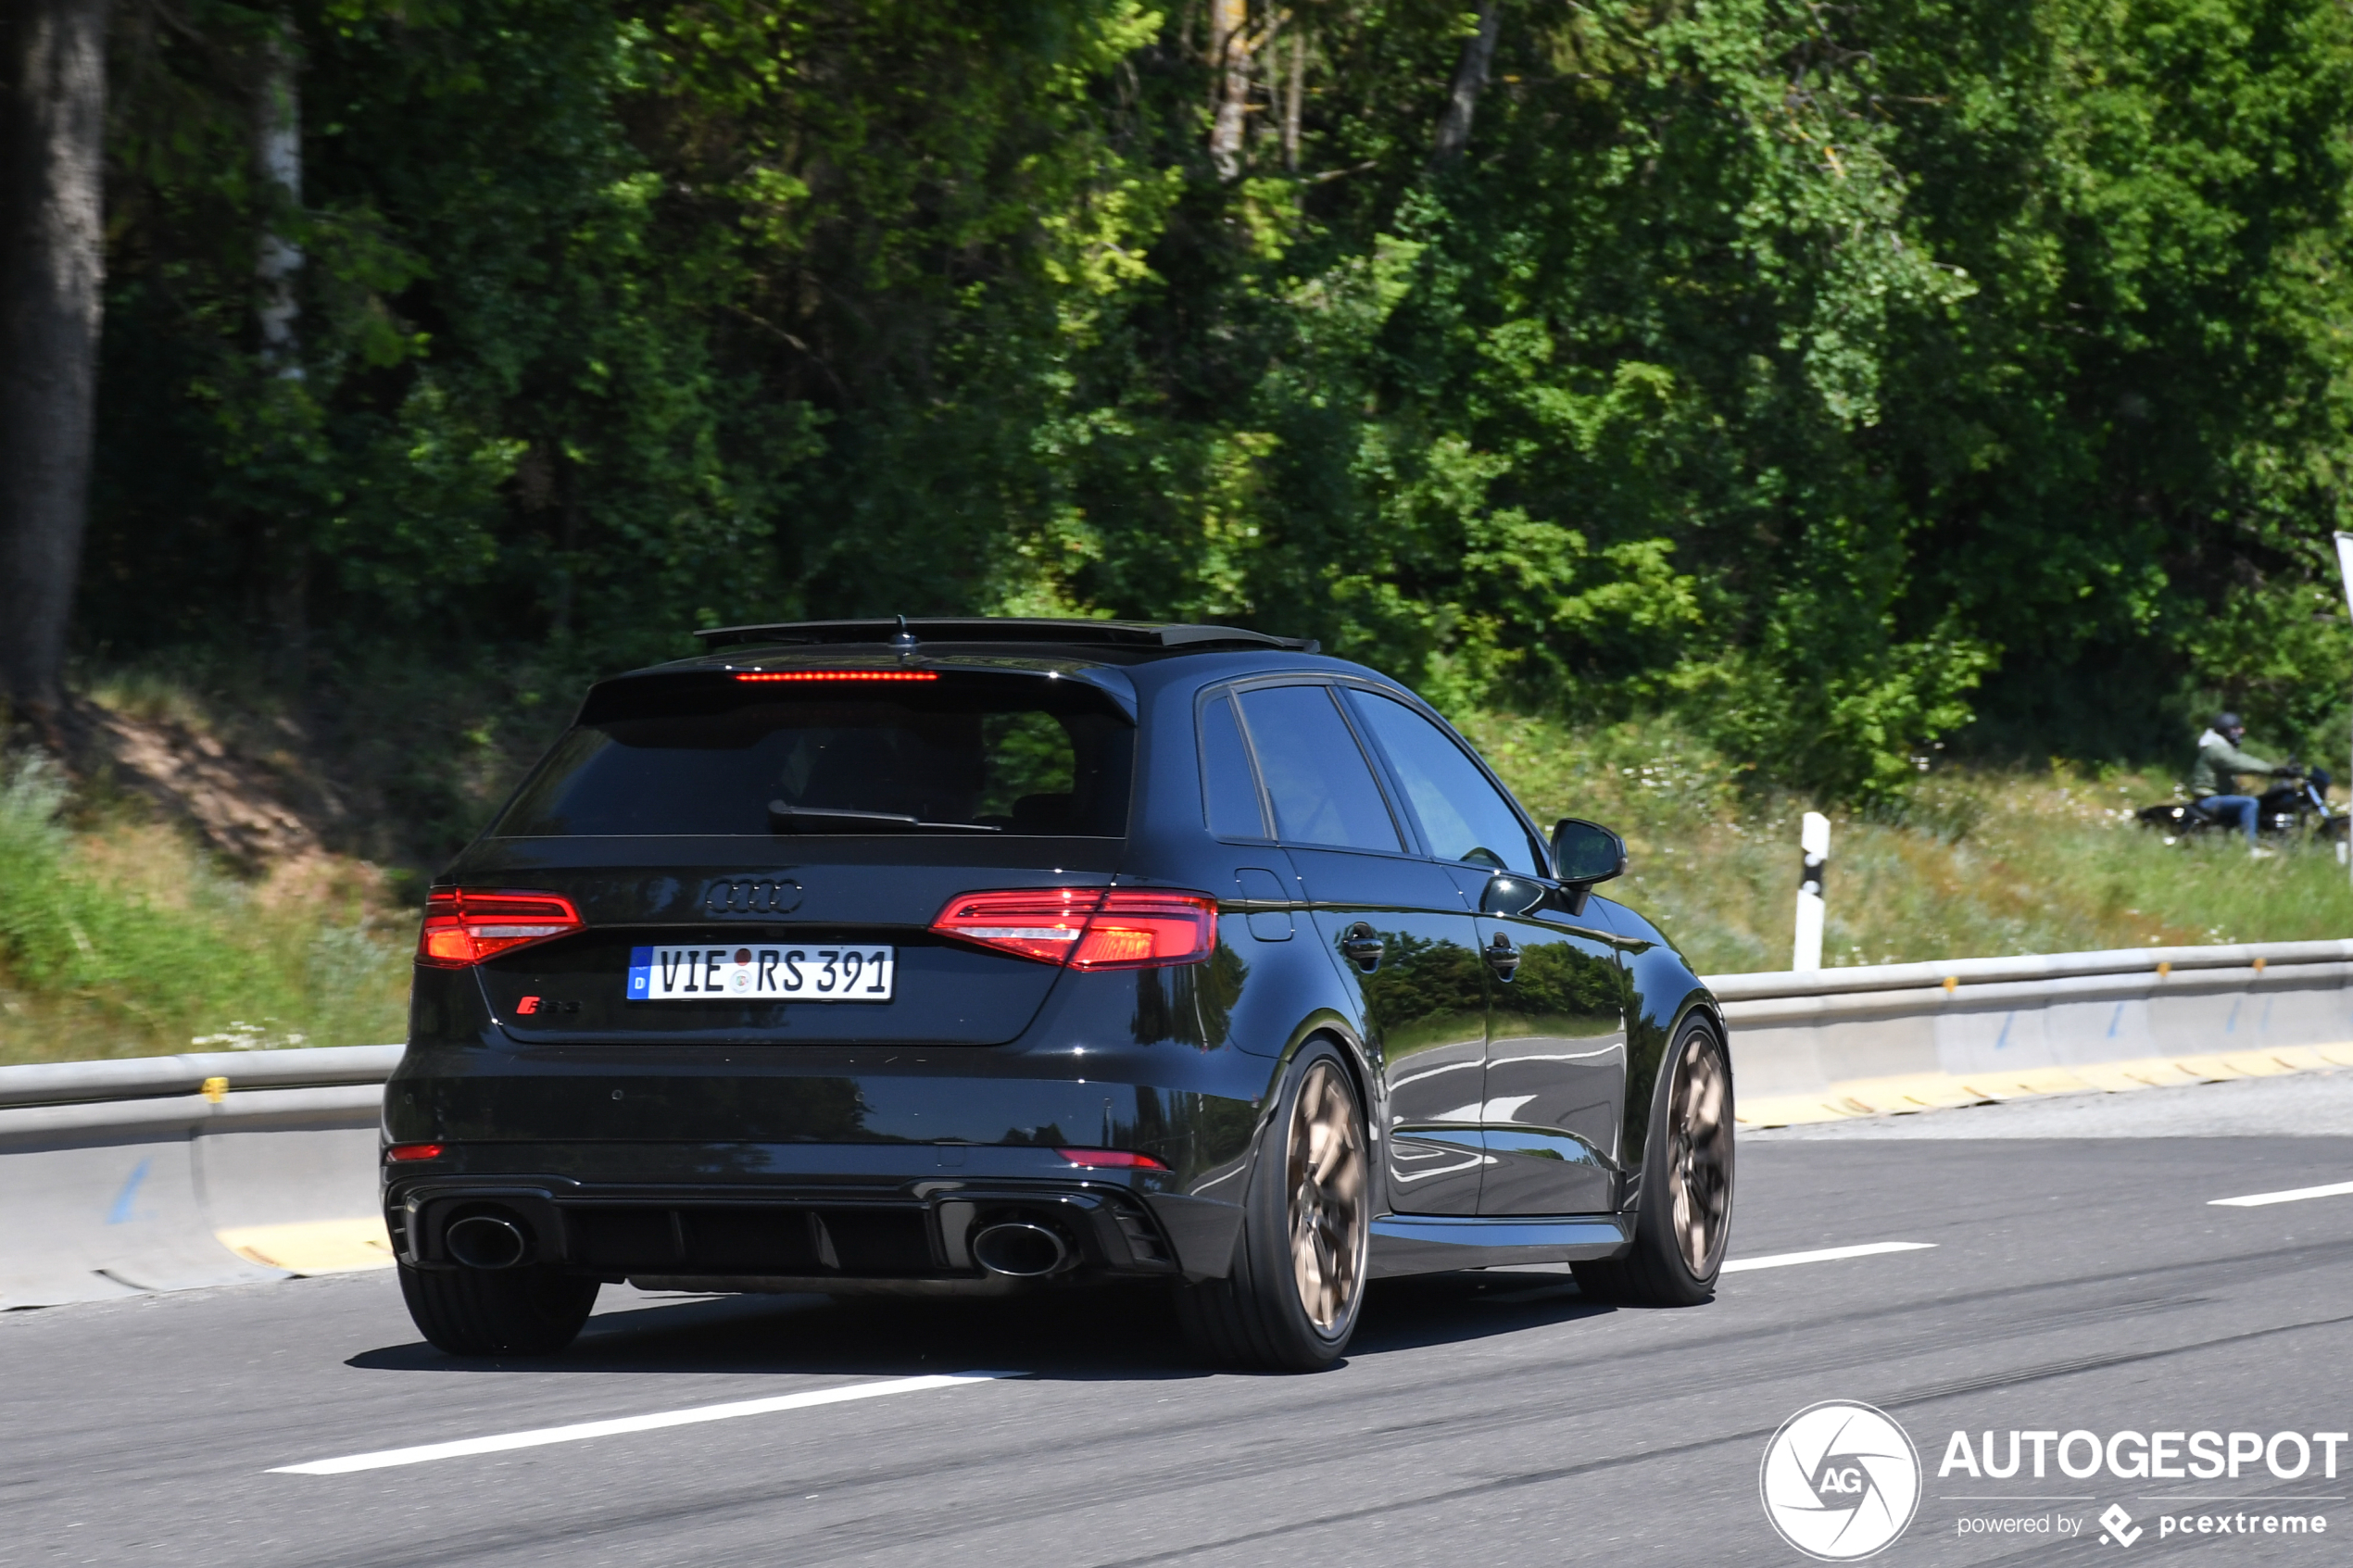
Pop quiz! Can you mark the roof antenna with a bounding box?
[890,614,919,654]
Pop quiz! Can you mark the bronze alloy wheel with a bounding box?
[1667,1032,1732,1276]
[1572,1019,1733,1306]
[1286,1059,1368,1333]
[1175,1042,1372,1369]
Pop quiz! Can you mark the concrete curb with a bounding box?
[1719,950,2353,1127]
[0,1049,396,1309]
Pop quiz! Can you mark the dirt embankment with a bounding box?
[78,704,328,865]
[34,693,393,909]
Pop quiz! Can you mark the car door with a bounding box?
[1465,883,1627,1214]
[1228,682,1491,1216]
[1342,686,1628,1216]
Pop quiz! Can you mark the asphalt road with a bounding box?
[8,1088,2353,1567]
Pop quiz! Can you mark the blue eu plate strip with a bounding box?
[627,946,652,998]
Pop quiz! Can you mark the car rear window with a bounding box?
[494,683,1134,837]
[1200,695,1269,838]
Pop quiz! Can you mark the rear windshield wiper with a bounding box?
[766,802,1001,834]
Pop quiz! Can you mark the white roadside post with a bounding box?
[2334,533,2353,880]
[1793,810,1830,971]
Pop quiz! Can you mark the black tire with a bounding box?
[1176,1041,1371,1372]
[398,1261,599,1356]
[1573,1018,1733,1306]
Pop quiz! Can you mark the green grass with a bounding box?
[0,756,409,1065]
[1466,713,2353,975]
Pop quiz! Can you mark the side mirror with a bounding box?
[1552,818,1627,885]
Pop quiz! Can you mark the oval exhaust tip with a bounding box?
[969,1222,1068,1278]
[446,1213,530,1270]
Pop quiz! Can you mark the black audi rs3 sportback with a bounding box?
[384,618,1731,1370]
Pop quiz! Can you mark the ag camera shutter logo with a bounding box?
[1761,1400,1923,1560]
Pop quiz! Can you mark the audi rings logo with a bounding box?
[1761,1401,1923,1561]
[704,878,802,916]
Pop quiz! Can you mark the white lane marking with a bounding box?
[270,1371,1024,1475]
[2209,1179,2353,1208]
[1721,1242,1936,1273]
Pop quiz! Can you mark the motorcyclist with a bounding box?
[2188,712,2298,856]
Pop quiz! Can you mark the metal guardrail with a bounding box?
[1706,938,2353,1002]
[6,935,2349,1115]
[0,1044,405,1110]
[1716,940,2353,1127]
[0,1046,403,1143]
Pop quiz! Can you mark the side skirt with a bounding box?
[1369,1213,1632,1279]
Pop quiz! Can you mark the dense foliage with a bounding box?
[84,0,2353,821]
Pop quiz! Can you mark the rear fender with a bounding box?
[1258,1011,1386,1216]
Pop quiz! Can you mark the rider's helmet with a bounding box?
[2214,711,2244,738]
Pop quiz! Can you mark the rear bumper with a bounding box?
[384,1151,1243,1286]
[381,1036,1275,1286]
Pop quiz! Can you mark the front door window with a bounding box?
[1342,689,1545,873]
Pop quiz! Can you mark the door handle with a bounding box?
[1339,922,1385,972]
[1485,932,1521,981]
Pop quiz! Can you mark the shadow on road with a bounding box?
[345,1268,1620,1379]
[1350,1269,1617,1357]
[349,1282,1197,1379]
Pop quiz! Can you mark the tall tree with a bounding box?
[64,0,2353,797]
[1208,0,1252,180]
[0,0,109,723]
[1429,1,1498,166]
[249,9,307,666]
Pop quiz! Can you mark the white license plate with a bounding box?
[627,944,895,1002]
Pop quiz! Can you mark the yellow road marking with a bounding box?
[1954,1067,2095,1100]
[1734,1041,2353,1128]
[218,1218,394,1274]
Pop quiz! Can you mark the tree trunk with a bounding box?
[1208,0,1250,182]
[252,13,307,676]
[1282,31,1303,174]
[552,451,580,639]
[1429,2,1500,169]
[253,14,300,375]
[0,0,110,721]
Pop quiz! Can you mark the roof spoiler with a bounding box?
[692,617,1319,655]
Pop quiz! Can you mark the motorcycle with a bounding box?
[2136,765,2348,845]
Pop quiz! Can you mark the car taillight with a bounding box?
[1071,892,1218,969]
[385,1143,445,1162]
[930,888,1216,971]
[416,888,584,968]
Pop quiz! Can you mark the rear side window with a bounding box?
[1200,695,1269,838]
[1235,684,1402,852]
[496,684,1133,836]
[1345,688,1545,874]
